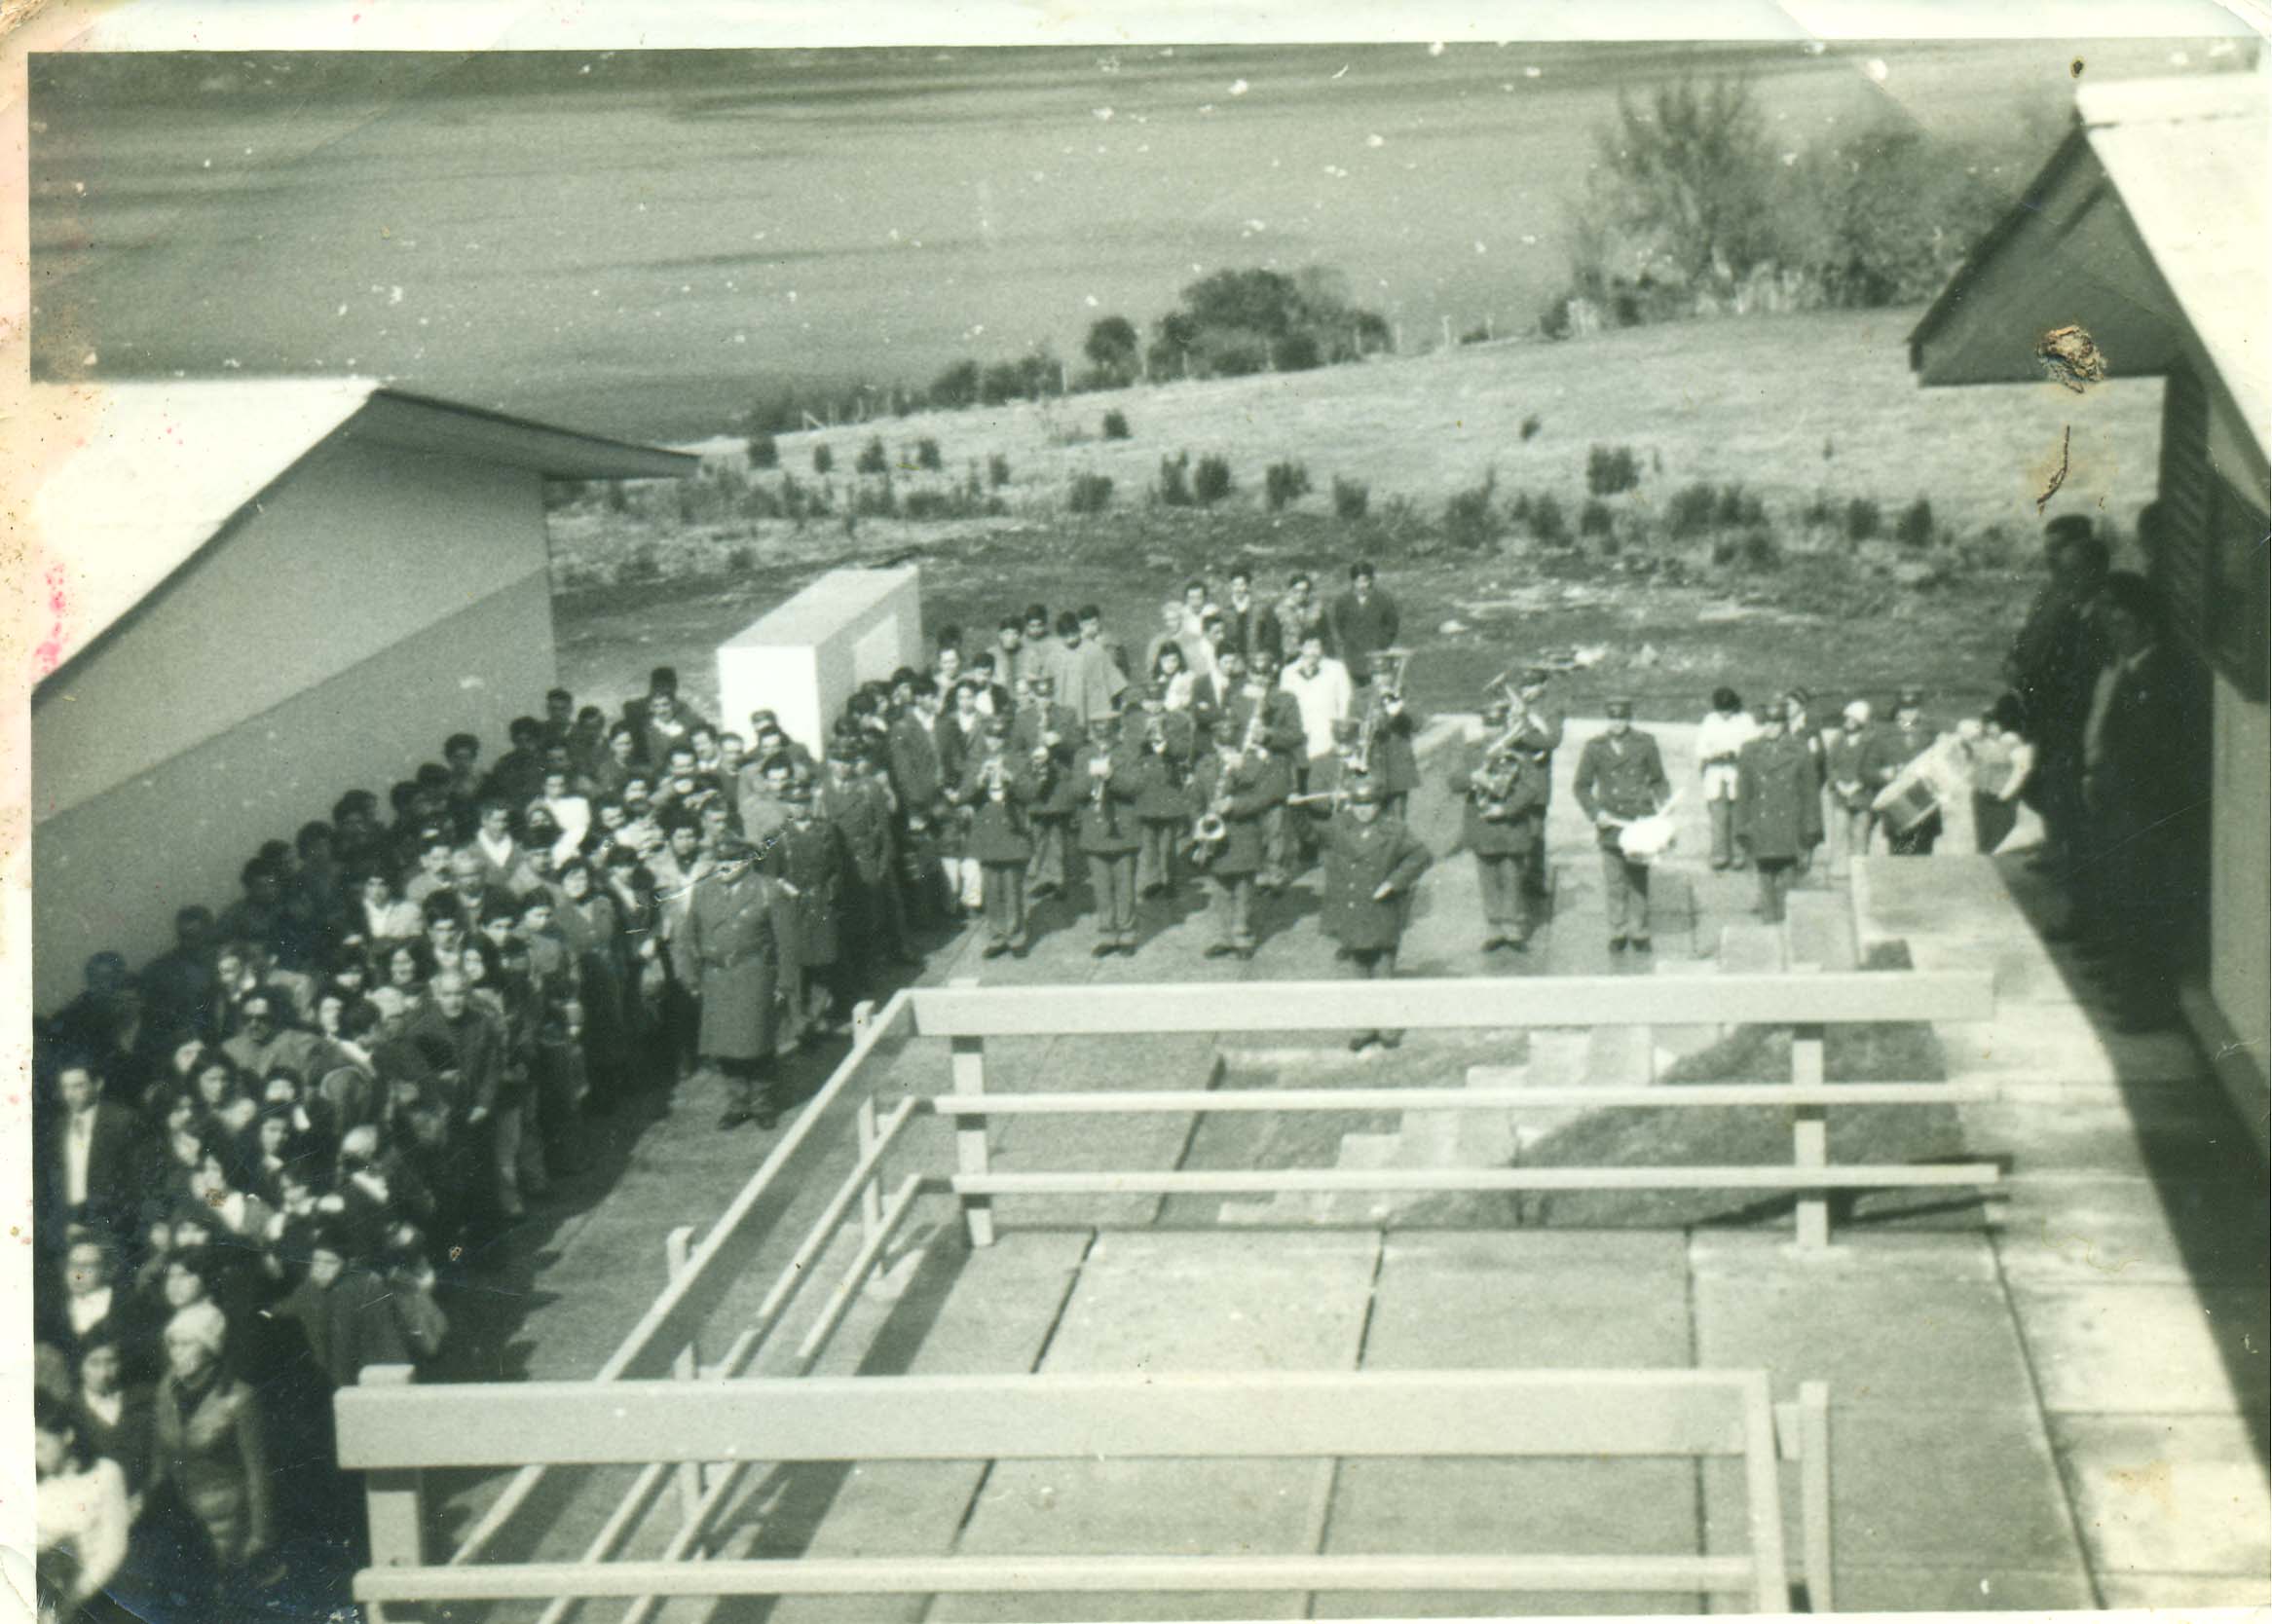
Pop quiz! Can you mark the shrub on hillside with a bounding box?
[1332,476,1370,521]
[987,453,1011,489]
[1102,409,1132,441]
[1801,490,1836,529]
[1586,443,1642,497]
[1520,415,1543,442]
[1844,497,1882,543]
[1896,496,1935,549]
[1528,492,1571,548]
[1194,454,1234,506]
[1668,482,1718,539]
[853,475,898,518]
[812,444,835,475]
[1580,498,1616,539]
[1157,452,1194,507]
[1264,460,1312,513]
[915,437,943,471]
[1716,484,1767,530]
[1068,473,1114,515]
[856,435,889,475]
[1443,472,1499,551]
[1741,529,1782,572]
[747,432,780,470]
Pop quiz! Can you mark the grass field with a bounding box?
[547,306,2166,723]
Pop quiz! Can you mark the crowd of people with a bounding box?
[29,526,2201,1617]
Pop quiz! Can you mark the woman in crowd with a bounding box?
[36,1393,133,1624]
[149,1301,276,1608]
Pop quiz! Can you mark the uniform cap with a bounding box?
[1028,675,1056,694]
[1896,686,1925,708]
[1604,698,1635,720]
[1350,778,1387,805]
[1760,697,1791,721]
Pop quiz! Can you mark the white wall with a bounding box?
[33,437,550,820]
[32,439,560,1009]
[716,568,923,757]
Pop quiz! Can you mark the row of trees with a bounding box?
[736,265,1394,435]
[1545,76,2041,334]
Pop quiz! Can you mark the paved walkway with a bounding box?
[430,720,2267,1619]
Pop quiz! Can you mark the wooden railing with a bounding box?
[341,1368,1834,1617]
[913,971,1999,1251]
[344,965,1993,1618]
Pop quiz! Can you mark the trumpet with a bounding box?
[1089,751,1113,806]
[1189,789,1232,867]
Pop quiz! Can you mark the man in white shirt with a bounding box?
[1695,686,1761,870]
[1278,632,1356,766]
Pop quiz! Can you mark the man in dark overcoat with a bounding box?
[764,782,844,1048]
[960,715,1041,957]
[1735,698,1825,924]
[1320,779,1434,1051]
[1573,699,1672,953]
[675,839,785,1129]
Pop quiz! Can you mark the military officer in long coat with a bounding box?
[1573,699,1673,953]
[1734,698,1825,924]
[674,838,785,1129]
[1071,710,1146,955]
[764,781,844,1048]
[1450,698,1551,953]
[1320,779,1434,1052]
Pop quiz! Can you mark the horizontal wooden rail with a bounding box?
[338,1369,1766,1471]
[919,1082,1993,1116]
[908,972,1993,1036]
[358,1551,1761,1604]
[445,989,915,1565]
[947,1163,2001,1198]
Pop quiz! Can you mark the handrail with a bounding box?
[920,1082,1992,1114]
[909,972,1993,1035]
[447,989,915,1566]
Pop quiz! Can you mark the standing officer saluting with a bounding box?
[1573,698,1673,955]
[1320,779,1434,1052]
[674,833,786,1130]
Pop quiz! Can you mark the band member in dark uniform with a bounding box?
[1071,710,1145,956]
[1011,675,1080,900]
[1450,698,1551,952]
[960,716,1042,958]
[1509,668,1566,903]
[1132,682,1197,898]
[1188,720,1288,959]
[1320,778,1433,1052]
[1573,699,1673,954]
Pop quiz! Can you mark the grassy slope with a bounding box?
[547,307,2165,721]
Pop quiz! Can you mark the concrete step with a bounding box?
[1718,921,1787,973]
[1785,888,1858,972]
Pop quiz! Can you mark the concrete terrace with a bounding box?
[432,719,2269,1619]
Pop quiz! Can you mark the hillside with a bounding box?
[545,308,2166,723]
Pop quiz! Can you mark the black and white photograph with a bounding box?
[11,4,2269,1621]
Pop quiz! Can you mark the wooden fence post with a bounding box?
[948,978,995,1247]
[856,1097,884,1249]
[359,1363,425,1624]
[1799,1381,1834,1612]
[666,1226,706,1520]
[1791,1023,1829,1249]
